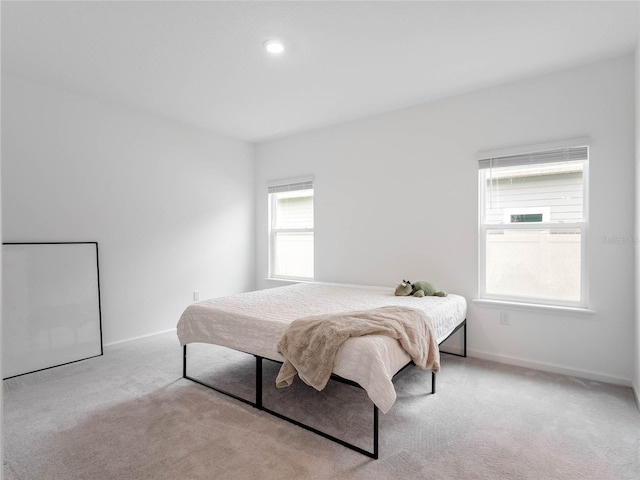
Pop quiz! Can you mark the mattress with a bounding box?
[177,282,467,413]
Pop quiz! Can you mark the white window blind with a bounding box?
[267,179,313,194]
[478,146,588,170]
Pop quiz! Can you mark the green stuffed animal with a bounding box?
[394,279,447,297]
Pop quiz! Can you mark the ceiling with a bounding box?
[2,1,638,143]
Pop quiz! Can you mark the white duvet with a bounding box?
[177,282,467,413]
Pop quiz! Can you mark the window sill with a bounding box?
[472,298,595,315]
[265,277,314,284]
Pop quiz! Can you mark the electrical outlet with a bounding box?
[193,290,200,302]
[500,312,510,325]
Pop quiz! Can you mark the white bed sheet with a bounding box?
[177,282,467,413]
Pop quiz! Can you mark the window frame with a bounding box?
[477,140,590,309]
[267,177,314,281]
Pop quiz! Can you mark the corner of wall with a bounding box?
[634,6,640,410]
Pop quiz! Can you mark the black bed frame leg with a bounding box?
[256,356,263,409]
[183,345,187,378]
[373,406,379,459]
[463,321,467,357]
[431,371,436,394]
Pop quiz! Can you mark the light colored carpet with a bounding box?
[3,331,639,480]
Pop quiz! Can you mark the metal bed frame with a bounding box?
[182,318,466,459]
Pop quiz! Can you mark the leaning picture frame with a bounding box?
[2,242,103,379]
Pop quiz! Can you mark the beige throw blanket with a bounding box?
[276,305,440,391]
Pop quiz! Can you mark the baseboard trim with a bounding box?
[467,348,633,387]
[104,328,177,349]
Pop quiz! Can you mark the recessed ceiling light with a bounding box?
[264,39,285,55]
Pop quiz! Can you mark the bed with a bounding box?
[177,282,467,458]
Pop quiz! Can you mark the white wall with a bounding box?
[635,8,640,406]
[1,74,256,345]
[256,55,636,385]
[0,51,4,480]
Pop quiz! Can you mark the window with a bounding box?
[268,177,314,280]
[478,143,588,308]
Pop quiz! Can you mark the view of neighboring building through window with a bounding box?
[479,145,588,307]
[268,178,314,280]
